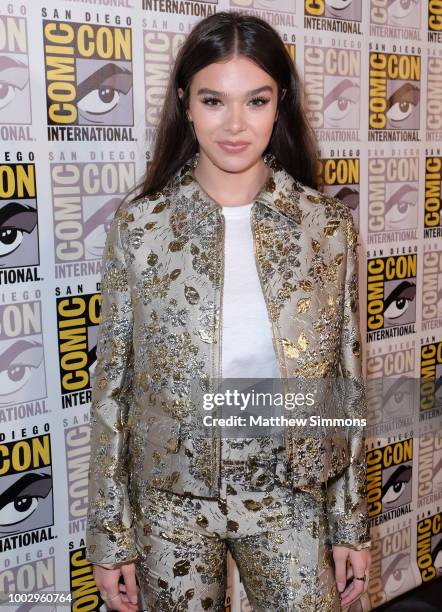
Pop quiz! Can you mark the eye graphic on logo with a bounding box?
[0,472,52,529]
[324,79,360,126]
[84,197,120,259]
[383,377,412,417]
[383,281,416,321]
[333,186,359,211]
[432,538,442,572]
[383,552,411,595]
[0,340,43,399]
[76,63,132,121]
[0,203,38,259]
[387,83,420,124]
[0,56,29,111]
[382,464,412,506]
[385,184,418,228]
[326,0,353,9]
[389,0,419,20]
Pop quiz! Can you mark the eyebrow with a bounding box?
[196,85,274,97]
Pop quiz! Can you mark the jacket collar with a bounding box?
[174,152,304,226]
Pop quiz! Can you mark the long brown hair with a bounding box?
[124,11,319,207]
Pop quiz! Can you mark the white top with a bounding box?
[221,202,279,379]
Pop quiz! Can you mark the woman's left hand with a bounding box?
[332,545,371,609]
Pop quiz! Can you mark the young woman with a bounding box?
[86,11,371,612]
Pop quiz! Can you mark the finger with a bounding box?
[121,564,139,606]
[337,564,354,599]
[105,597,138,612]
[339,576,355,601]
[341,579,364,607]
[341,590,363,609]
[333,554,348,594]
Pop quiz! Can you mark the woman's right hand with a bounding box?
[93,563,140,611]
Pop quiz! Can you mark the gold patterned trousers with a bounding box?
[133,438,340,611]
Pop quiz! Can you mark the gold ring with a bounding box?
[354,575,367,582]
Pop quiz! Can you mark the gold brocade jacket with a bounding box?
[85,152,370,568]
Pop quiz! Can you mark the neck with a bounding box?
[193,153,271,207]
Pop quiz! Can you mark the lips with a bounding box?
[217,141,250,152]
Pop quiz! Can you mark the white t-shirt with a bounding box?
[221,202,279,380]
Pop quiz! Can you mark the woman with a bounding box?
[86,11,371,612]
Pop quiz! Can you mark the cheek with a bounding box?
[192,108,222,131]
[252,115,277,138]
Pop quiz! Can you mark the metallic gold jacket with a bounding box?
[86,152,370,568]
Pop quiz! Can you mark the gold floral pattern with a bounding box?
[86,152,369,571]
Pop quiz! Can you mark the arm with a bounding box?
[326,209,371,550]
[85,209,138,568]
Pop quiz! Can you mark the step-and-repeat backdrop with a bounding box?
[0,1,441,610]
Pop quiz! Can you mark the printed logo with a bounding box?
[0,14,32,134]
[51,160,135,279]
[0,298,47,410]
[304,0,362,31]
[304,40,361,141]
[366,252,417,341]
[56,290,101,406]
[370,0,422,35]
[424,154,442,238]
[70,543,106,611]
[422,245,442,331]
[42,19,134,140]
[144,30,185,131]
[426,53,442,139]
[0,430,55,551]
[64,423,90,526]
[419,337,442,418]
[416,510,442,581]
[366,438,413,526]
[417,430,442,508]
[367,151,419,245]
[365,343,415,435]
[231,0,296,16]
[0,162,42,284]
[367,523,416,607]
[0,556,56,606]
[317,154,360,232]
[428,1,442,41]
[142,0,220,18]
[368,46,421,139]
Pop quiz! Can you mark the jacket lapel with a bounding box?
[172,152,304,231]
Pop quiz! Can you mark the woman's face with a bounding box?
[178,56,280,172]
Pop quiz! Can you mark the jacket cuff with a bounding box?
[91,557,138,570]
[327,510,370,550]
[332,540,372,550]
[86,523,138,567]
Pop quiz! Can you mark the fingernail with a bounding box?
[338,583,345,592]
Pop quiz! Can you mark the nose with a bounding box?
[223,102,246,133]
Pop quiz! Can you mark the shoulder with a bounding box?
[277,168,354,235]
[114,173,180,232]
[296,181,353,224]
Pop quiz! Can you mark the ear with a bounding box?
[177,87,192,121]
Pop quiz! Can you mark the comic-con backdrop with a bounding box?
[0,1,441,610]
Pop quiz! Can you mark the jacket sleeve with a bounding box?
[85,209,138,568]
[326,209,371,550]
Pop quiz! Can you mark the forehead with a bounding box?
[191,57,276,92]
